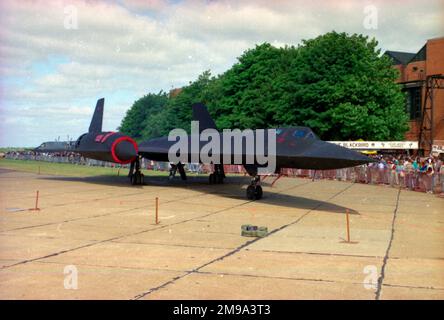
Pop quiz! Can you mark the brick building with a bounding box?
[384,37,444,154]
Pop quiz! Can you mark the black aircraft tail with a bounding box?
[192,103,217,133]
[88,98,104,133]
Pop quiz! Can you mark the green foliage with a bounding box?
[119,91,168,140]
[120,32,409,141]
[140,71,219,138]
[282,31,409,140]
[211,43,297,130]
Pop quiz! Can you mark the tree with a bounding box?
[141,70,220,138]
[119,91,168,140]
[209,43,297,130]
[279,31,409,140]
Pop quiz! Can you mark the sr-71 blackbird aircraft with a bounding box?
[35,98,374,199]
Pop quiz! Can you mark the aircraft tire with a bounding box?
[209,173,215,184]
[130,172,143,185]
[255,186,263,200]
[247,185,262,200]
[247,185,256,200]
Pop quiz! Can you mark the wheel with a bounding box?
[216,174,224,184]
[209,173,215,184]
[254,185,263,200]
[246,185,256,200]
[138,172,144,185]
[246,185,262,200]
[131,171,144,185]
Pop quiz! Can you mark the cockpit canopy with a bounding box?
[276,127,318,140]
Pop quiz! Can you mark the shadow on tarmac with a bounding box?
[40,173,359,215]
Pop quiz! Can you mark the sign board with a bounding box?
[432,145,444,153]
[328,141,419,150]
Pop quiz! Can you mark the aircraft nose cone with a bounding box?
[302,141,376,170]
[114,140,138,161]
[319,141,375,167]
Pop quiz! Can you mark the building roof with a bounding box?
[384,50,416,65]
[409,44,427,63]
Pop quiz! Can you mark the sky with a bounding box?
[0,0,443,147]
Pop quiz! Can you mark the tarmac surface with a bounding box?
[0,168,443,299]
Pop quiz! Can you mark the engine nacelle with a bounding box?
[75,131,138,164]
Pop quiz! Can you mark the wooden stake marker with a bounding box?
[345,209,350,242]
[29,190,40,211]
[155,197,159,224]
[340,209,358,244]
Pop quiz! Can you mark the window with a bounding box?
[306,132,316,139]
[405,87,422,120]
[293,129,306,138]
[292,128,317,139]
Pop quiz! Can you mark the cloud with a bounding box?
[0,0,442,147]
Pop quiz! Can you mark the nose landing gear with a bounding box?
[246,176,263,200]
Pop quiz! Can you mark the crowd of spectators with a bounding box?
[365,154,443,194]
[3,150,444,195]
[280,154,444,195]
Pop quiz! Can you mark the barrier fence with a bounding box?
[4,153,444,194]
[211,164,443,194]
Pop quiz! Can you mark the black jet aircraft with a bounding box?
[138,103,375,199]
[36,98,374,200]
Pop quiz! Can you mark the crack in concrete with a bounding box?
[196,269,347,284]
[34,259,186,274]
[3,185,116,202]
[245,248,384,259]
[375,187,401,300]
[110,240,234,250]
[381,283,444,291]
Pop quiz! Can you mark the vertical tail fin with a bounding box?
[89,98,104,133]
[192,103,217,133]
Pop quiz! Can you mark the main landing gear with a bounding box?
[209,164,225,184]
[129,157,144,185]
[246,176,263,200]
[169,162,187,181]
